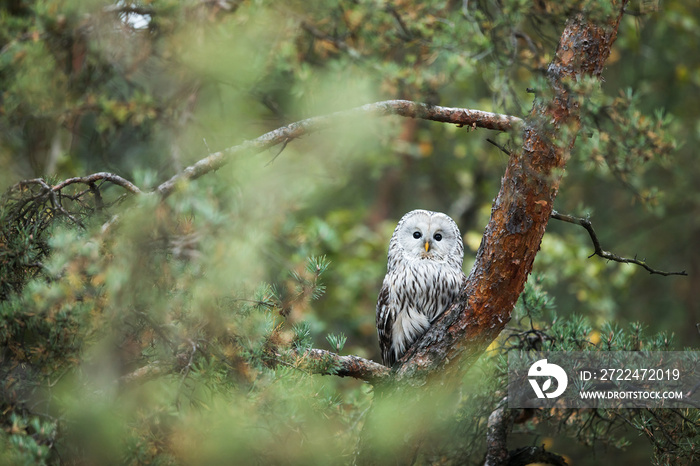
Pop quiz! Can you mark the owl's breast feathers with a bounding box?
[376,258,465,367]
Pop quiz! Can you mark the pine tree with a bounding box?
[1,1,697,464]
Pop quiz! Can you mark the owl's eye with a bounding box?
[413,231,422,239]
[433,233,443,241]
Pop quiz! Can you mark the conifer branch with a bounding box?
[119,348,390,388]
[302,349,390,383]
[550,210,687,276]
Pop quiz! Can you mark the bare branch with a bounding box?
[9,172,142,229]
[11,101,520,201]
[17,178,84,227]
[155,100,522,197]
[486,138,513,156]
[550,210,687,276]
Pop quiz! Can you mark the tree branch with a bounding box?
[8,100,519,203]
[155,100,522,197]
[118,359,179,387]
[484,400,515,466]
[550,210,687,276]
[119,348,390,388]
[52,172,142,194]
[301,349,390,383]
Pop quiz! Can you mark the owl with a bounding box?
[376,209,466,367]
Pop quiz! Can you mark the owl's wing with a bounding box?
[375,281,395,367]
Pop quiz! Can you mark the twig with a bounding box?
[12,173,142,229]
[385,5,413,41]
[550,210,687,276]
[175,340,198,410]
[18,178,84,227]
[486,138,513,156]
[265,137,291,166]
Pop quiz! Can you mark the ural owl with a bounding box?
[376,210,466,367]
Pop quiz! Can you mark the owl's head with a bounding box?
[389,209,464,268]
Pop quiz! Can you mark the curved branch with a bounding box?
[52,172,142,194]
[155,100,522,197]
[10,101,518,201]
[550,210,687,276]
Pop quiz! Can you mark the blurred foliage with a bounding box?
[0,0,698,464]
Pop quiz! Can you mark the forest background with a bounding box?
[0,0,698,464]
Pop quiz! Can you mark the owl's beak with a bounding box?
[424,241,430,252]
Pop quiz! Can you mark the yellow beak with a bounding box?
[424,241,430,252]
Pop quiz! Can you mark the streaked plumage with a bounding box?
[376,209,466,367]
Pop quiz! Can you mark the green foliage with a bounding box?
[0,414,56,465]
[326,332,347,353]
[577,86,677,204]
[0,181,361,463]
